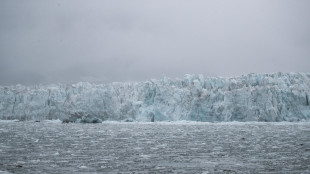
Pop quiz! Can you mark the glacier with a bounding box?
[0,72,310,122]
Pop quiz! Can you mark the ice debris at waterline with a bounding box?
[0,72,310,122]
[62,112,102,123]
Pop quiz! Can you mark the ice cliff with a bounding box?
[1,72,310,122]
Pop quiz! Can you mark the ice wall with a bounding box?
[1,72,310,122]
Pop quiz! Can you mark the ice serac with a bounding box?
[0,72,310,122]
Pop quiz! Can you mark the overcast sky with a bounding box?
[0,0,309,85]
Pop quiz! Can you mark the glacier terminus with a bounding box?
[0,72,310,122]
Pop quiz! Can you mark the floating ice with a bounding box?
[0,72,309,122]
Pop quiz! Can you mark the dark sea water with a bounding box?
[0,121,310,173]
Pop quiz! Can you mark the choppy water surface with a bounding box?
[0,121,310,173]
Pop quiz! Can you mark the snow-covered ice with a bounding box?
[0,72,310,122]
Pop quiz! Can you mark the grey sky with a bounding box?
[0,0,309,85]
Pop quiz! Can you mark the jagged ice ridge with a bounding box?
[0,72,310,122]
